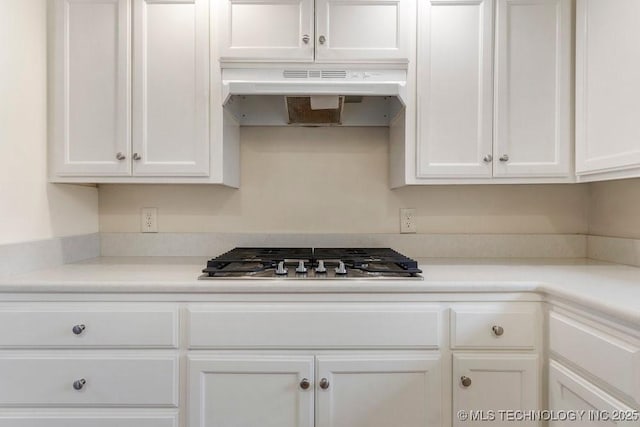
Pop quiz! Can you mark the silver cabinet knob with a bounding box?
[483,154,493,163]
[72,324,86,335]
[319,378,330,390]
[319,35,326,45]
[302,34,310,44]
[299,378,310,390]
[499,154,509,162]
[116,152,126,161]
[492,325,504,336]
[461,376,472,387]
[73,378,86,390]
[133,153,142,161]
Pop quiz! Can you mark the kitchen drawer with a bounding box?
[0,414,178,427]
[0,304,178,348]
[0,354,178,407]
[188,303,440,349]
[549,311,640,405]
[450,304,538,349]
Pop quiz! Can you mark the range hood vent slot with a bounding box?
[321,70,347,79]
[283,70,308,79]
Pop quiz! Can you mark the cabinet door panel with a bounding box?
[0,415,177,427]
[453,354,539,426]
[217,0,314,61]
[188,355,314,427]
[549,361,637,427]
[576,0,640,175]
[316,354,441,427]
[315,0,413,62]
[417,0,494,178]
[133,0,209,176]
[52,0,131,176]
[494,0,572,177]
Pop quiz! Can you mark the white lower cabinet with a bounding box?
[188,355,315,427]
[549,361,637,426]
[188,353,441,427]
[453,353,540,426]
[316,354,441,427]
[0,414,178,427]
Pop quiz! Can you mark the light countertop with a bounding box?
[0,257,639,326]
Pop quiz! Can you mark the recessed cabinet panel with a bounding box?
[315,0,412,62]
[576,0,640,175]
[217,0,314,61]
[52,0,131,176]
[549,361,636,427]
[188,356,314,427]
[417,0,494,178]
[133,0,209,176]
[453,354,539,427]
[0,416,178,427]
[494,0,572,178]
[316,354,441,427]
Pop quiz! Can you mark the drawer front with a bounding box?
[0,415,178,427]
[550,311,640,405]
[0,355,178,407]
[0,304,178,348]
[188,303,440,349]
[450,304,537,349]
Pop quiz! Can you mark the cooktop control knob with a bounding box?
[275,261,288,276]
[315,260,327,274]
[296,260,307,274]
[335,261,347,275]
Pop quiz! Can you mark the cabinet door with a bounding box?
[132,0,209,176]
[0,416,177,427]
[549,361,637,427]
[315,0,413,63]
[453,354,539,426]
[316,354,441,427]
[576,0,640,176]
[188,355,314,427]
[494,0,572,178]
[216,0,314,61]
[416,0,494,178]
[52,0,131,176]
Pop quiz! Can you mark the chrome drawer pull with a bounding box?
[73,378,86,391]
[72,324,86,335]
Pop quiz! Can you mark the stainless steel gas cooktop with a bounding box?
[199,247,423,280]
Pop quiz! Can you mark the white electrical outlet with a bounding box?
[141,208,158,233]
[400,208,416,233]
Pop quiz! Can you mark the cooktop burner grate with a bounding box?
[201,247,422,279]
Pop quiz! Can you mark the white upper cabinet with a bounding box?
[415,0,573,181]
[576,0,640,180]
[133,0,210,176]
[217,0,411,63]
[494,0,572,178]
[51,0,131,176]
[216,0,314,61]
[314,0,412,63]
[416,0,494,178]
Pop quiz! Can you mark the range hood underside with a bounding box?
[224,95,404,127]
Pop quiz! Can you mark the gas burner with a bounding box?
[200,247,422,280]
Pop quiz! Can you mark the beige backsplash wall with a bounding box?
[589,178,640,239]
[99,127,589,234]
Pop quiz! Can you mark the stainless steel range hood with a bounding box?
[222,68,407,126]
